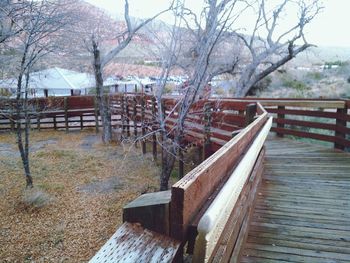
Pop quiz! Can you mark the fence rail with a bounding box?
[263,100,349,150]
[2,96,348,151]
[215,98,350,150]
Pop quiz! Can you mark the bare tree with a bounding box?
[148,0,321,190]
[0,0,74,188]
[232,0,322,96]
[150,0,249,190]
[0,1,31,78]
[89,0,173,143]
[0,1,28,44]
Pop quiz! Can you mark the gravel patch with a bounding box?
[80,135,100,150]
[30,139,58,152]
[0,143,18,158]
[0,138,58,158]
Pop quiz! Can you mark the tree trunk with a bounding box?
[160,132,176,191]
[24,71,32,187]
[16,116,33,188]
[16,69,33,188]
[92,40,112,143]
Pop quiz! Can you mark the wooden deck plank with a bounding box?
[89,222,180,263]
[239,136,350,263]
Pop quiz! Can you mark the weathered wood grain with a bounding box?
[240,136,350,263]
[170,112,268,241]
[89,222,180,263]
[193,118,272,262]
[123,190,171,235]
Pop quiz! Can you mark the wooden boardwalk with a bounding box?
[240,136,350,263]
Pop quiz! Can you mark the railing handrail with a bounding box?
[210,97,348,109]
[170,103,268,241]
[193,117,272,262]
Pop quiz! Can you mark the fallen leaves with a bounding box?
[0,129,161,262]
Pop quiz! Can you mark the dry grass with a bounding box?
[22,188,53,209]
[0,129,162,262]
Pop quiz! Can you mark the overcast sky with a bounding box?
[85,0,350,48]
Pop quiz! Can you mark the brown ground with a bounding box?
[0,129,163,262]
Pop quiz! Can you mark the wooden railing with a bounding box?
[2,96,348,151]
[215,98,350,151]
[0,95,257,165]
[264,99,350,150]
[0,96,99,131]
[90,101,271,263]
[193,117,272,262]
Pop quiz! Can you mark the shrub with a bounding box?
[0,88,11,97]
[163,84,173,94]
[22,188,52,209]
[283,79,309,91]
[215,87,226,95]
[247,76,272,96]
[307,72,323,80]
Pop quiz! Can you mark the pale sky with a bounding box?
[85,0,350,48]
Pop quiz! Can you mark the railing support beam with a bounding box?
[276,105,285,137]
[335,106,348,150]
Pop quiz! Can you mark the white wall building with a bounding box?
[0,67,95,98]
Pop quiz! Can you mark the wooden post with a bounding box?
[120,93,124,135]
[123,190,171,235]
[80,115,83,130]
[94,97,99,133]
[196,145,203,164]
[334,106,347,150]
[276,105,285,137]
[152,96,157,161]
[121,95,126,136]
[141,96,146,154]
[160,100,166,165]
[64,97,68,132]
[126,96,130,137]
[10,115,15,132]
[178,145,184,179]
[28,116,32,131]
[53,116,57,130]
[133,97,138,139]
[245,103,257,126]
[203,102,212,160]
[37,114,40,131]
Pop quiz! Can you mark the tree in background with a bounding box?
[150,0,321,190]
[0,0,74,187]
[87,0,173,143]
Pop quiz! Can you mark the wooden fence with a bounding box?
[0,96,98,131]
[1,96,348,151]
[0,95,257,161]
[211,98,350,151]
[265,99,350,150]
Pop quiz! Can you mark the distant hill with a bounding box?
[290,46,350,66]
[8,0,349,80]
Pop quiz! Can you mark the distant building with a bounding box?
[0,67,95,98]
[104,77,156,94]
[0,68,160,98]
